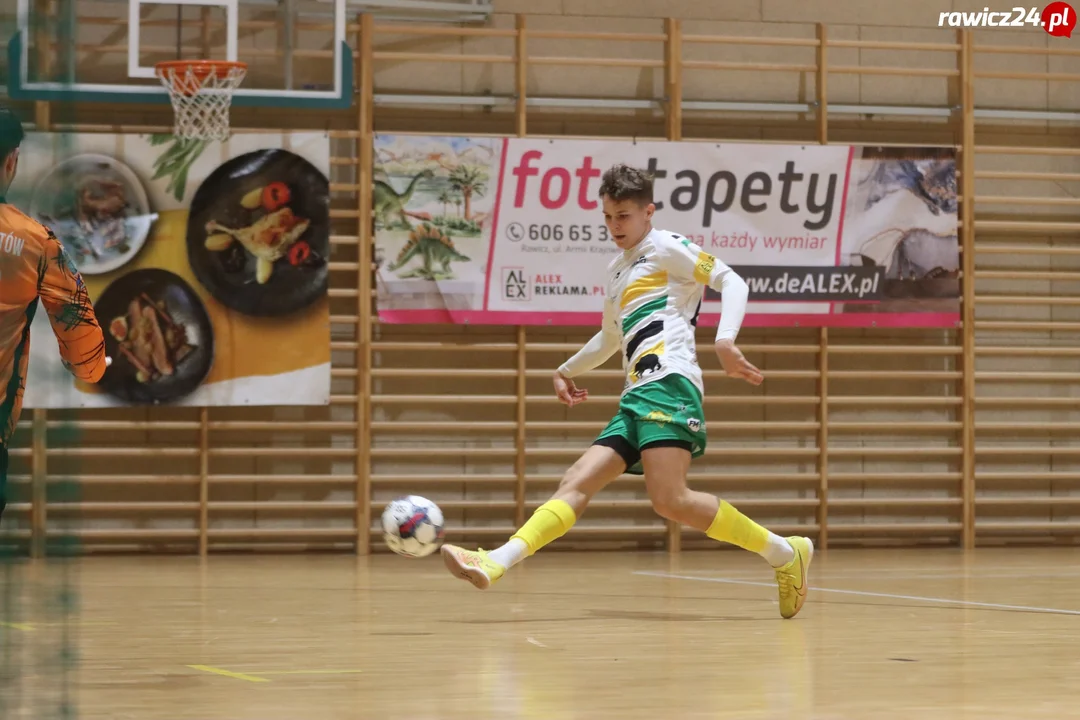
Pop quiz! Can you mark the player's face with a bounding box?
[602,196,654,250]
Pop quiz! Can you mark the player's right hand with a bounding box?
[715,340,764,386]
[553,371,589,406]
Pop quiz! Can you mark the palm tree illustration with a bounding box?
[448,165,487,221]
[438,189,453,217]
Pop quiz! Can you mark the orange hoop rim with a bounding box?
[154,59,248,80]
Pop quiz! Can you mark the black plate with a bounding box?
[94,268,214,405]
[185,149,330,317]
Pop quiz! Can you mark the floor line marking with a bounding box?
[664,570,1070,581]
[632,570,1080,616]
[250,670,364,676]
[187,665,270,683]
[0,621,34,631]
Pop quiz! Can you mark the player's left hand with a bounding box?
[714,340,763,386]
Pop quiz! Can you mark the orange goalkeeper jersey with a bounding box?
[0,197,107,445]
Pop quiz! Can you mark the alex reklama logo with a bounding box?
[501,268,604,302]
[938,3,1076,36]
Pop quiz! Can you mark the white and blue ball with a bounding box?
[381,495,445,558]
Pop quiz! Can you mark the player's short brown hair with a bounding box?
[598,163,653,206]
[0,106,25,162]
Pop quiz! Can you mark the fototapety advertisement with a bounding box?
[372,135,958,329]
[9,132,332,408]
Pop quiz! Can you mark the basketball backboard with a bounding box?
[8,0,352,109]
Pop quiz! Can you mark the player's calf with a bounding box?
[551,443,626,517]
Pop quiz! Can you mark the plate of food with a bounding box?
[185,149,329,317]
[94,268,214,405]
[28,153,156,275]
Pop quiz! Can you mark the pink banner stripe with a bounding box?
[481,137,511,312]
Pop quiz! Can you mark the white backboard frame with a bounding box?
[128,0,240,80]
[11,0,350,107]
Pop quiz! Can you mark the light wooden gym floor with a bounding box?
[3,547,1079,719]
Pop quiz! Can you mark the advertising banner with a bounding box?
[8,131,331,408]
[373,135,959,329]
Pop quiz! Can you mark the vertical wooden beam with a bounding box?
[959,29,977,550]
[664,16,682,553]
[815,24,828,145]
[198,407,209,556]
[513,23,528,529]
[356,12,375,555]
[31,410,47,559]
[816,328,829,550]
[515,15,527,138]
[200,6,211,58]
[31,9,51,554]
[665,18,682,142]
[514,326,527,528]
[814,26,829,548]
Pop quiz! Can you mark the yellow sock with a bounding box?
[706,499,769,554]
[510,499,577,555]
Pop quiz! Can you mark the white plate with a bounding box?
[28,153,156,275]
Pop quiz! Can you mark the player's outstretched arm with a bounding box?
[37,234,109,383]
[553,297,621,406]
[656,235,762,386]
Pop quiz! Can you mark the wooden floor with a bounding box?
[3,546,1080,719]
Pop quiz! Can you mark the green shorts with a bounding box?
[593,373,707,475]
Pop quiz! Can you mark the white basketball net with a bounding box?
[155,62,247,142]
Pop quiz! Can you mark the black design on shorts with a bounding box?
[625,319,663,361]
[633,353,662,378]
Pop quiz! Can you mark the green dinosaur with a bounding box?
[388,222,470,280]
[373,168,434,229]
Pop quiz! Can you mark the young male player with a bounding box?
[441,163,813,619]
[0,106,111,524]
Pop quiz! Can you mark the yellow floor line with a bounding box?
[254,670,364,676]
[187,664,270,683]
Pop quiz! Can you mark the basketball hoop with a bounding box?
[154,60,247,142]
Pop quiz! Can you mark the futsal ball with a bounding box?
[381,495,445,558]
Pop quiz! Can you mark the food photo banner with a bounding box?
[9,131,331,408]
[373,135,959,329]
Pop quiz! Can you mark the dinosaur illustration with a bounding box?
[373,169,434,229]
[387,222,470,281]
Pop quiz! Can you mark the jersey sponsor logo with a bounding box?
[687,417,701,432]
[643,410,673,427]
[693,251,716,284]
[631,351,662,381]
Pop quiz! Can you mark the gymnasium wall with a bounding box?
[1,0,1078,555]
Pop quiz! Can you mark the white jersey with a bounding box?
[558,228,749,398]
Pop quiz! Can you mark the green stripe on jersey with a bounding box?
[622,295,668,335]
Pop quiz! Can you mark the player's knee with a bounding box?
[648,485,691,523]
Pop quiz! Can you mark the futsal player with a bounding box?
[441,164,813,619]
[0,106,111,525]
